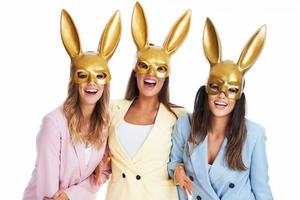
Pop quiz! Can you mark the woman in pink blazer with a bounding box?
[23,9,121,200]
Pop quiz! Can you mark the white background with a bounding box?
[0,0,299,199]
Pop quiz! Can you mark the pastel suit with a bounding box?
[168,114,273,200]
[23,107,110,200]
[105,99,187,200]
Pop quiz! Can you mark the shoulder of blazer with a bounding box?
[245,119,266,144]
[110,99,132,112]
[171,106,189,117]
[43,105,67,131]
[175,113,191,141]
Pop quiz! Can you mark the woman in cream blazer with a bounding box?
[107,100,186,200]
[105,2,191,200]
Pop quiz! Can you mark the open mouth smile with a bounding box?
[144,79,157,88]
[84,89,98,95]
[214,101,228,108]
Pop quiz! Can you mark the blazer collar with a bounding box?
[73,142,106,179]
[110,99,176,165]
[132,102,176,162]
[73,143,87,177]
[64,121,87,177]
[189,136,225,199]
[109,99,137,171]
[208,137,228,184]
[63,107,103,179]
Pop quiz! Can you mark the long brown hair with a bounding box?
[63,74,110,149]
[189,85,247,171]
[124,70,180,118]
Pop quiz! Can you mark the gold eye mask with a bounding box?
[203,18,266,100]
[131,2,191,78]
[60,9,121,85]
[72,63,111,85]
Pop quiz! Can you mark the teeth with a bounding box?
[144,79,156,84]
[85,89,97,93]
[215,101,227,106]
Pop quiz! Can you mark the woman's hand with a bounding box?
[93,152,111,186]
[43,190,69,200]
[174,164,193,196]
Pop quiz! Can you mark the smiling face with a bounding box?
[135,72,165,98]
[133,46,169,98]
[206,61,243,100]
[208,91,236,118]
[78,79,104,106]
[73,54,108,106]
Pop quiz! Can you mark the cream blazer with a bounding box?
[105,99,187,200]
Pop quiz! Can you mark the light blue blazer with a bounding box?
[168,114,273,200]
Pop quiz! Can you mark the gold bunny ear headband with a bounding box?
[61,9,121,85]
[203,18,266,100]
[131,2,191,78]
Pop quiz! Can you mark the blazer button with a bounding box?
[229,182,235,188]
[136,175,141,180]
[122,173,126,178]
[196,195,201,200]
[189,175,194,182]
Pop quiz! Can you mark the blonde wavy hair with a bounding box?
[63,76,110,149]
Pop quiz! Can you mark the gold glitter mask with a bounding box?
[203,18,266,100]
[131,2,191,78]
[60,9,121,85]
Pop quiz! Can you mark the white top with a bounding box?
[84,145,93,166]
[208,163,212,172]
[117,120,153,158]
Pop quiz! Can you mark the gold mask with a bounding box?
[203,18,266,100]
[131,2,191,78]
[60,9,121,85]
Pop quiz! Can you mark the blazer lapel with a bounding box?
[109,99,141,173]
[73,143,86,177]
[110,100,134,162]
[65,121,86,178]
[85,145,106,177]
[208,137,228,184]
[189,136,220,199]
[132,103,175,162]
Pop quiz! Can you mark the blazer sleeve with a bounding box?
[250,130,273,200]
[65,143,112,199]
[64,177,98,199]
[99,145,112,184]
[35,115,61,199]
[168,116,188,178]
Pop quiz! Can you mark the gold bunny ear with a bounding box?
[98,10,122,61]
[237,25,266,74]
[203,18,222,66]
[163,10,191,55]
[60,9,82,59]
[131,2,148,50]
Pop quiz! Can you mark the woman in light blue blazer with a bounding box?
[168,18,273,200]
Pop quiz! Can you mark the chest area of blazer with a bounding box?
[109,102,179,164]
[111,103,177,147]
[59,127,105,180]
[183,140,252,199]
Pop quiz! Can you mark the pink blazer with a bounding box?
[23,106,110,200]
